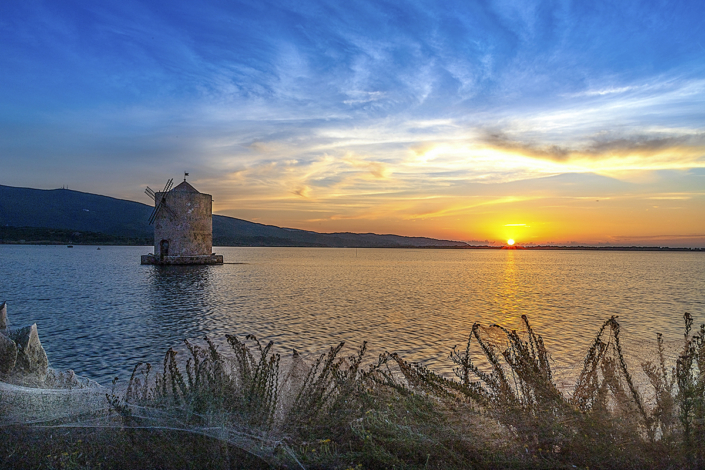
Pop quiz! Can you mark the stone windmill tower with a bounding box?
[141,175,223,265]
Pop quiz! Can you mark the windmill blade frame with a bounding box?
[148,201,163,225]
[147,178,174,225]
[161,203,177,218]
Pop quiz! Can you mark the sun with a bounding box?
[507,239,515,246]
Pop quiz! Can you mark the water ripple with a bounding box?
[0,246,703,385]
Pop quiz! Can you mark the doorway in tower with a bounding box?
[159,239,170,260]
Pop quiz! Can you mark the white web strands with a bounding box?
[0,370,105,424]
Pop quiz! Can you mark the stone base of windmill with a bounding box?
[141,254,224,265]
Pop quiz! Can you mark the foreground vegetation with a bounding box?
[2,313,705,469]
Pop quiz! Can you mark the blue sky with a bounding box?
[1,0,704,245]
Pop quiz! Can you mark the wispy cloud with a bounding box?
[571,86,637,97]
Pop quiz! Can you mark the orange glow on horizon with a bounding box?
[213,185,705,248]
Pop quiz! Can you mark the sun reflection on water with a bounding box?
[494,250,523,328]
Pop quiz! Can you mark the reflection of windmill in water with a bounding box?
[141,174,224,265]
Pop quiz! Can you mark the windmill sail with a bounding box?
[147,178,174,225]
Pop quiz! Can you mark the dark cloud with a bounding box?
[482,130,705,162]
[585,134,704,156]
[483,131,572,161]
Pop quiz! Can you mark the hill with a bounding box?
[0,184,467,247]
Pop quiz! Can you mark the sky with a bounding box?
[1,0,704,246]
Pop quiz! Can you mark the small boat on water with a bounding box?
[67,245,73,248]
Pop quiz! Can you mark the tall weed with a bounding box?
[102,313,705,469]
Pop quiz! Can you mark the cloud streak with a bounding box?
[481,130,705,166]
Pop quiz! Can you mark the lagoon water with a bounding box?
[1,245,704,386]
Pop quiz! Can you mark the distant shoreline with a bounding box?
[1,240,702,251]
[441,245,705,252]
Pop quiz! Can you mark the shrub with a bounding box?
[5,313,705,469]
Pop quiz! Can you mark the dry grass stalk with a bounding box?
[97,313,705,469]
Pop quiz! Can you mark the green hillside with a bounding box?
[0,184,467,247]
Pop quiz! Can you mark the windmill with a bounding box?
[140,177,223,265]
[145,178,176,224]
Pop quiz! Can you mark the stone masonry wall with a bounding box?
[153,190,213,257]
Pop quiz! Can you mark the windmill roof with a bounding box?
[172,181,199,193]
